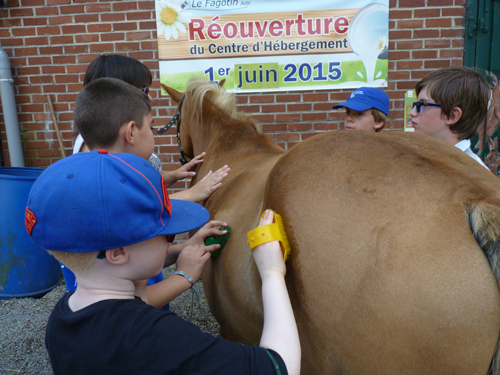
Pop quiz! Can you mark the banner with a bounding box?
[156,0,389,93]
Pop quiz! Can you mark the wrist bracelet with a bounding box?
[172,270,194,288]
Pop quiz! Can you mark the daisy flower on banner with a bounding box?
[156,0,191,40]
[374,35,388,54]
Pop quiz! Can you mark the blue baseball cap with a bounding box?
[26,150,210,253]
[332,87,390,116]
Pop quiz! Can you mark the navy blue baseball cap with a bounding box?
[332,87,390,116]
[26,150,209,253]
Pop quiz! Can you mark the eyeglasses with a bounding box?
[141,87,150,95]
[412,101,441,113]
[166,234,175,243]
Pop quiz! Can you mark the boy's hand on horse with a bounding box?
[161,152,206,187]
[252,210,286,280]
[163,221,227,268]
[186,164,230,203]
[174,220,229,283]
[187,220,228,250]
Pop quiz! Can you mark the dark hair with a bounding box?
[415,67,491,140]
[74,78,151,149]
[83,55,153,89]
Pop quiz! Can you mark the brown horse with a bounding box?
[162,78,500,375]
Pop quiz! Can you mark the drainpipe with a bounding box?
[0,47,24,167]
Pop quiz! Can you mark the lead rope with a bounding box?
[189,285,203,322]
[172,270,203,322]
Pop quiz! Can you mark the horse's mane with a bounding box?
[185,77,263,135]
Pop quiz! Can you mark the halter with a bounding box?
[157,94,192,165]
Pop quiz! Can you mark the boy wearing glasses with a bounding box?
[332,87,390,132]
[72,77,228,308]
[410,67,490,169]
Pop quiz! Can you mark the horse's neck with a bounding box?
[191,114,283,161]
[190,119,283,212]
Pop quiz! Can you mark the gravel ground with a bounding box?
[0,266,220,375]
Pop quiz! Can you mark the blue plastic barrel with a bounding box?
[0,167,61,298]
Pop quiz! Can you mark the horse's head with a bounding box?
[160,82,195,164]
[160,79,230,163]
[160,78,260,165]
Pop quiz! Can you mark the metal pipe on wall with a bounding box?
[0,47,24,167]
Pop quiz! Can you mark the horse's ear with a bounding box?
[219,79,226,87]
[160,83,183,103]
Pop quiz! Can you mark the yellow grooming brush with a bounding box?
[247,210,291,262]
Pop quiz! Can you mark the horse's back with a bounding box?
[265,130,500,374]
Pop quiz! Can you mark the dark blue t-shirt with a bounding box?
[46,292,288,375]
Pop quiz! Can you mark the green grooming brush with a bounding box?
[205,226,231,259]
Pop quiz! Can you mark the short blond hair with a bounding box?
[48,250,98,276]
[371,108,387,132]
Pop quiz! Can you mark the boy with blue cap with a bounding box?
[332,87,390,132]
[25,151,300,375]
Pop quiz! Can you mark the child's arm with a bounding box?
[161,152,206,187]
[253,210,301,375]
[147,221,227,308]
[169,164,230,203]
[163,220,228,268]
[146,244,211,308]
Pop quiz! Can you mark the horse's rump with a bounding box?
[263,130,500,374]
[166,76,500,374]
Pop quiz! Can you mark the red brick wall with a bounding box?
[0,0,467,190]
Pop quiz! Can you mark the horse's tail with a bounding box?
[468,201,500,375]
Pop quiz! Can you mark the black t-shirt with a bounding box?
[46,292,288,375]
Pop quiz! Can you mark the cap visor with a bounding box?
[333,102,371,112]
[158,199,210,236]
[332,102,347,109]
